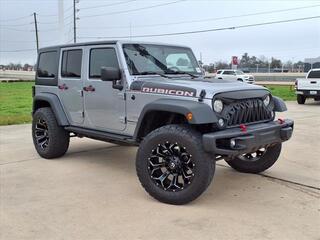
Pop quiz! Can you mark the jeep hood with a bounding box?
[130,76,267,99]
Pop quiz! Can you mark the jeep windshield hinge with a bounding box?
[119,116,127,124]
[118,92,126,100]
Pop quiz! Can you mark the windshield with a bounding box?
[235,70,244,75]
[123,44,201,76]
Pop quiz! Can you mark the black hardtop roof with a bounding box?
[39,40,118,52]
[38,40,191,53]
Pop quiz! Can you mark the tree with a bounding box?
[240,53,250,67]
[203,63,215,73]
[215,61,229,70]
[270,57,282,69]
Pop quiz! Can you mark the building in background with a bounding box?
[304,57,320,72]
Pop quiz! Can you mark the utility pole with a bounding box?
[73,0,76,43]
[33,12,39,53]
[129,22,132,40]
[58,0,64,44]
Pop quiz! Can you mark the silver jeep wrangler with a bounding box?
[32,41,294,205]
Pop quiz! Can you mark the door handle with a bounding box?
[58,83,68,90]
[83,85,95,92]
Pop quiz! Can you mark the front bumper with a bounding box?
[202,119,294,157]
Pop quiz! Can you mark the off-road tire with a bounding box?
[32,107,70,159]
[297,94,306,104]
[136,124,215,205]
[226,143,282,174]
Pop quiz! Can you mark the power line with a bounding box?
[0,27,33,32]
[0,14,32,22]
[38,28,59,32]
[80,0,137,11]
[78,15,320,39]
[0,39,56,43]
[81,4,320,30]
[80,0,186,19]
[0,48,36,53]
[36,3,78,18]
[0,22,32,27]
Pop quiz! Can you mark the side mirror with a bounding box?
[101,67,123,90]
[101,67,121,81]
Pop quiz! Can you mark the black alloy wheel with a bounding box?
[136,124,215,205]
[226,143,282,174]
[148,142,195,192]
[32,107,70,159]
[34,118,50,150]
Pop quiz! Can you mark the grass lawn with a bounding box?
[264,85,296,101]
[0,82,296,126]
[0,82,34,125]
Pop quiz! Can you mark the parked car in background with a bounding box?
[215,69,255,84]
[295,68,320,104]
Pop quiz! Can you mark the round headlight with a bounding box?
[263,95,270,106]
[213,99,223,113]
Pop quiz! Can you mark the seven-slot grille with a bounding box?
[224,98,272,126]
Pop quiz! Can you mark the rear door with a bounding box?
[222,70,236,80]
[58,48,84,125]
[83,45,126,132]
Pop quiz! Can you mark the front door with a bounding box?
[83,45,126,132]
[58,48,84,125]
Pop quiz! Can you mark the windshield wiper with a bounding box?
[138,71,171,79]
[166,70,199,78]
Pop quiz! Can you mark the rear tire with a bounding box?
[225,143,282,174]
[32,107,70,159]
[297,94,306,104]
[136,124,215,205]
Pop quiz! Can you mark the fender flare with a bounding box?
[133,98,217,139]
[273,96,287,112]
[33,93,69,126]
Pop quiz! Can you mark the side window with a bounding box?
[89,48,119,78]
[223,71,233,75]
[216,70,222,74]
[61,49,82,78]
[308,70,320,78]
[37,51,57,78]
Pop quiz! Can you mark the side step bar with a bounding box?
[65,126,137,146]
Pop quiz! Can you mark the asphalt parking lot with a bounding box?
[1,101,319,240]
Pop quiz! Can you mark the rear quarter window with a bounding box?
[308,70,320,78]
[37,51,57,78]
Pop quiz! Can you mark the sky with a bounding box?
[0,0,319,65]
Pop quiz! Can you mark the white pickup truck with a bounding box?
[295,68,320,104]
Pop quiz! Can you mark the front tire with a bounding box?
[136,125,215,205]
[225,143,282,174]
[32,107,70,159]
[297,94,306,104]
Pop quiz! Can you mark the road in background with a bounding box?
[0,70,35,81]
[0,101,319,240]
[0,70,306,82]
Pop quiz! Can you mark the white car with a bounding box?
[215,69,255,84]
[295,68,320,104]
